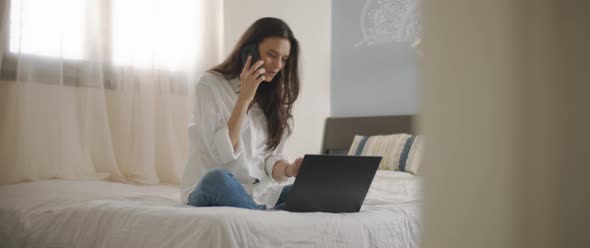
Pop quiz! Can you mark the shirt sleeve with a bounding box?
[192,79,244,166]
[264,129,293,185]
[212,125,242,164]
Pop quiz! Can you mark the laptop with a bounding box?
[285,154,382,213]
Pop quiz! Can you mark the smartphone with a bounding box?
[241,43,261,66]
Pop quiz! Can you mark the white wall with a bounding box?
[223,0,332,159]
[331,0,418,117]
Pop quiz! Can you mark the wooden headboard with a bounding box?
[320,115,415,155]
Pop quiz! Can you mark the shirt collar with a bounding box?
[228,77,240,95]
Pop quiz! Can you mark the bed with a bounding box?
[0,115,421,248]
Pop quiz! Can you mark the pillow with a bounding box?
[348,133,424,175]
[326,149,349,155]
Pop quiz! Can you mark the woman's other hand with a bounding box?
[286,157,303,177]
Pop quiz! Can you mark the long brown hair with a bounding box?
[210,17,300,152]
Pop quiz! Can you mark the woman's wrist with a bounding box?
[284,163,290,177]
[272,160,290,179]
[236,96,251,109]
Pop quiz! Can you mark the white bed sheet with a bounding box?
[0,170,422,248]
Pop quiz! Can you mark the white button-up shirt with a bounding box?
[181,71,291,207]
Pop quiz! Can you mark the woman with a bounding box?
[181,17,303,210]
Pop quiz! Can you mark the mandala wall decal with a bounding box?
[356,0,422,47]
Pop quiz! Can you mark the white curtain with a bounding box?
[0,0,224,185]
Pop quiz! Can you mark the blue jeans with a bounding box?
[187,168,293,211]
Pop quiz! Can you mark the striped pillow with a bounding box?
[348,134,424,175]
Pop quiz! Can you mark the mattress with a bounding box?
[0,170,422,248]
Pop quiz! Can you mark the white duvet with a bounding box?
[0,171,422,248]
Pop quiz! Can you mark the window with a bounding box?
[9,0,86,60]
[7,0,199,70]
[112,0,198,70]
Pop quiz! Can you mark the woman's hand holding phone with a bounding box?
[238,56,265,103]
